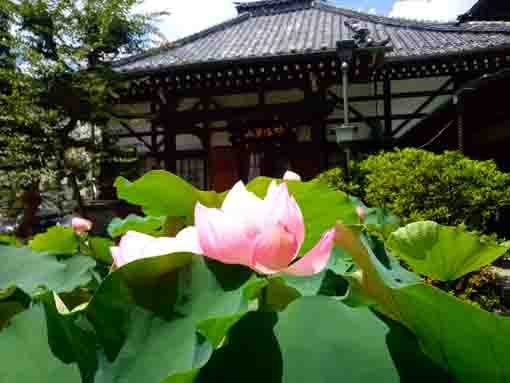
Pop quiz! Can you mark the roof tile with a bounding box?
[113,0,510,73]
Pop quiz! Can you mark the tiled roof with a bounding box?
[458,0,510,22]
[114,0,510,74]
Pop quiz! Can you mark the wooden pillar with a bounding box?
[161,97,178,173]
[455,90,468,153]
[308,84,327,175]
[383,75,392,138]
[150,103,159,157]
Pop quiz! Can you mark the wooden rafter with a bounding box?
[117,121,154,152]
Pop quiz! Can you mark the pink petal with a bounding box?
[195,203,254,266]
[283,170,301,181]
[263,183,305,249]
[118,231,155,265]
[175,226,203,254]
[110,246,124,268]
[221,181,263,215]
[221,181,264,237]
[110,229,202,269]
[264,180,280,202]
[252,224,299,274]
[284,228,336,276]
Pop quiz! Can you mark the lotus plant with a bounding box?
[194,178,335,276]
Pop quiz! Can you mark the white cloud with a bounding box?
[389,0,476,21]
[136,0,245,41]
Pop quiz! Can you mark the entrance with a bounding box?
[237,121,295,182]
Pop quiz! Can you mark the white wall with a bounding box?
[112,76,455,153]
[327,76,454,141]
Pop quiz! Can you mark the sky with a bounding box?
[137,0,478,42]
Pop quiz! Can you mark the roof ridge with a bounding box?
[112,13,252,68]
[315,2,510,33]
[234,0,315,14]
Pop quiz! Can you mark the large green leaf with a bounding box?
[387,221,510,281]
[199,298,449,383]
[0,245,96,296]
[114,171,221,223]
[247,178,358,255]
[107,215,165,238]
[41,293,98,383]
[275,297,450,383]
[94,306,211,383]
[0,301,25,330]
[87,256,253,382]
[29,226,79,255]
[88,237,114,264]
[335,224,510,383]
[198,312,283,383]
[0,235,22,247]
[0,305,81,382]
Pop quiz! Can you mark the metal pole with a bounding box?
[342,61,350,126]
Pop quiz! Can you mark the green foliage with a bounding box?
[87,237,114,264]
[387,221,510,281]
[107,215,165,238]
[0,305,81,382]
[29,226,79,255]
[0,0,166,196]
[0,245,96,296]
[114,171,223,224]
[320,149,510,233]
[315,167,361,196]
[335,224,510,383]
[364,149,510,232]
[4,171,510,382]
[319,149,510,310]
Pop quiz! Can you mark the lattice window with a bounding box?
[176,158,206,189]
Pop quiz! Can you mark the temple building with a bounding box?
[108,0,510,191]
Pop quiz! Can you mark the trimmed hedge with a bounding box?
[318,149,510,234]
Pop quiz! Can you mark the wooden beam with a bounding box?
[170,100,334,124]
[326,114,427,124]
[392,77,455,135]
[383,76,392,137]
[327,90,381,133]
[118,121,153,152]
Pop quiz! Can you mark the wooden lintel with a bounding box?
[170,100,335,124]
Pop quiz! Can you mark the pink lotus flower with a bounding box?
[110,227,202,269]
[283,170,301,181]
[195,180,335,276]
[72,217,92,235]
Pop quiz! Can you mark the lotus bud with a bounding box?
[72,217,92,235]
[283,171,301,181]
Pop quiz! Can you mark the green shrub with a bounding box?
[315,167,361,197]
[320,149,510,234]
[318,149,510,312]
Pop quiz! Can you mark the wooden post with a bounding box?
[162,97,178,173]
[383,75,392,138]
[455,91,466,153]
[150,103,159,159]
